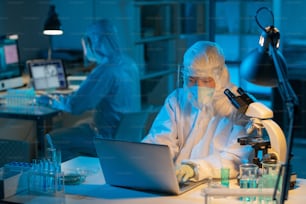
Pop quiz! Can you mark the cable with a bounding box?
[255,7,274,31]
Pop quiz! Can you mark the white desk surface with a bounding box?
[4,156,306,204]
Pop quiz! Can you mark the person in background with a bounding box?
[142,41,253,183]
[43,19,141,160]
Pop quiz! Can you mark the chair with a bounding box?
[115,111,159,142]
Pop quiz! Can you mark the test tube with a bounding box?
[221,168,230,188]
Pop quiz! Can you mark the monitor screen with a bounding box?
[0,34,23,91]
[27,59,68,90]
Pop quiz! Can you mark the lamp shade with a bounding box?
[240,31,287,87]
[43,5,63,35]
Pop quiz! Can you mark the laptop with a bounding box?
[27,59,75,95]
[94,138,207,195]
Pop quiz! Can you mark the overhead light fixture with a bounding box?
[239,7,298,204]
[7,34,19,40]
[43,5,63,59]
[43,5,63,35]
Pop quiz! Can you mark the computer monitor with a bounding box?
[27,59,68,90]
[0,34,24,91]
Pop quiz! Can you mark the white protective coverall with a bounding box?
[46,19,141,160]
[142,41,253,181]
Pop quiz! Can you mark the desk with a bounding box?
[3,156,306,204]
[0,105,60,155]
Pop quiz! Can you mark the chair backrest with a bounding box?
[115,111,158,142]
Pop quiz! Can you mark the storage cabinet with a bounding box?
[214,1,273,60]
[134,0,279,107]
[133,1,209,73]
[133,1,210,107]
[212,0,274,107]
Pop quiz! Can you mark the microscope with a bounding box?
[224,88,287,167]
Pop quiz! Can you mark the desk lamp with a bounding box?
[240,7,298,204]
[43,5,63,59]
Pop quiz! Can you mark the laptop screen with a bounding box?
[27,59,68,90]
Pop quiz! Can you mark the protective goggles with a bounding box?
[184,76,215,88]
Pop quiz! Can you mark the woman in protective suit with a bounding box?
[142,41,252,183]
[45,19,141,160]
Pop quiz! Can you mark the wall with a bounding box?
[280,0,306,38]
[0,1,50,63]
[51,0,93,50]
[52,0,136,59]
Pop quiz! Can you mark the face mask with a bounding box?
[94,48,108,64]
[82,37,96,62]
[86,48,96,62]
[189,86,215,107]
[198,86,215,105]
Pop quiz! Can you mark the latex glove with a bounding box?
[50,95,70,111]
[176,164,194,184]
[35,94,52,106]
[36,94,68,111]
